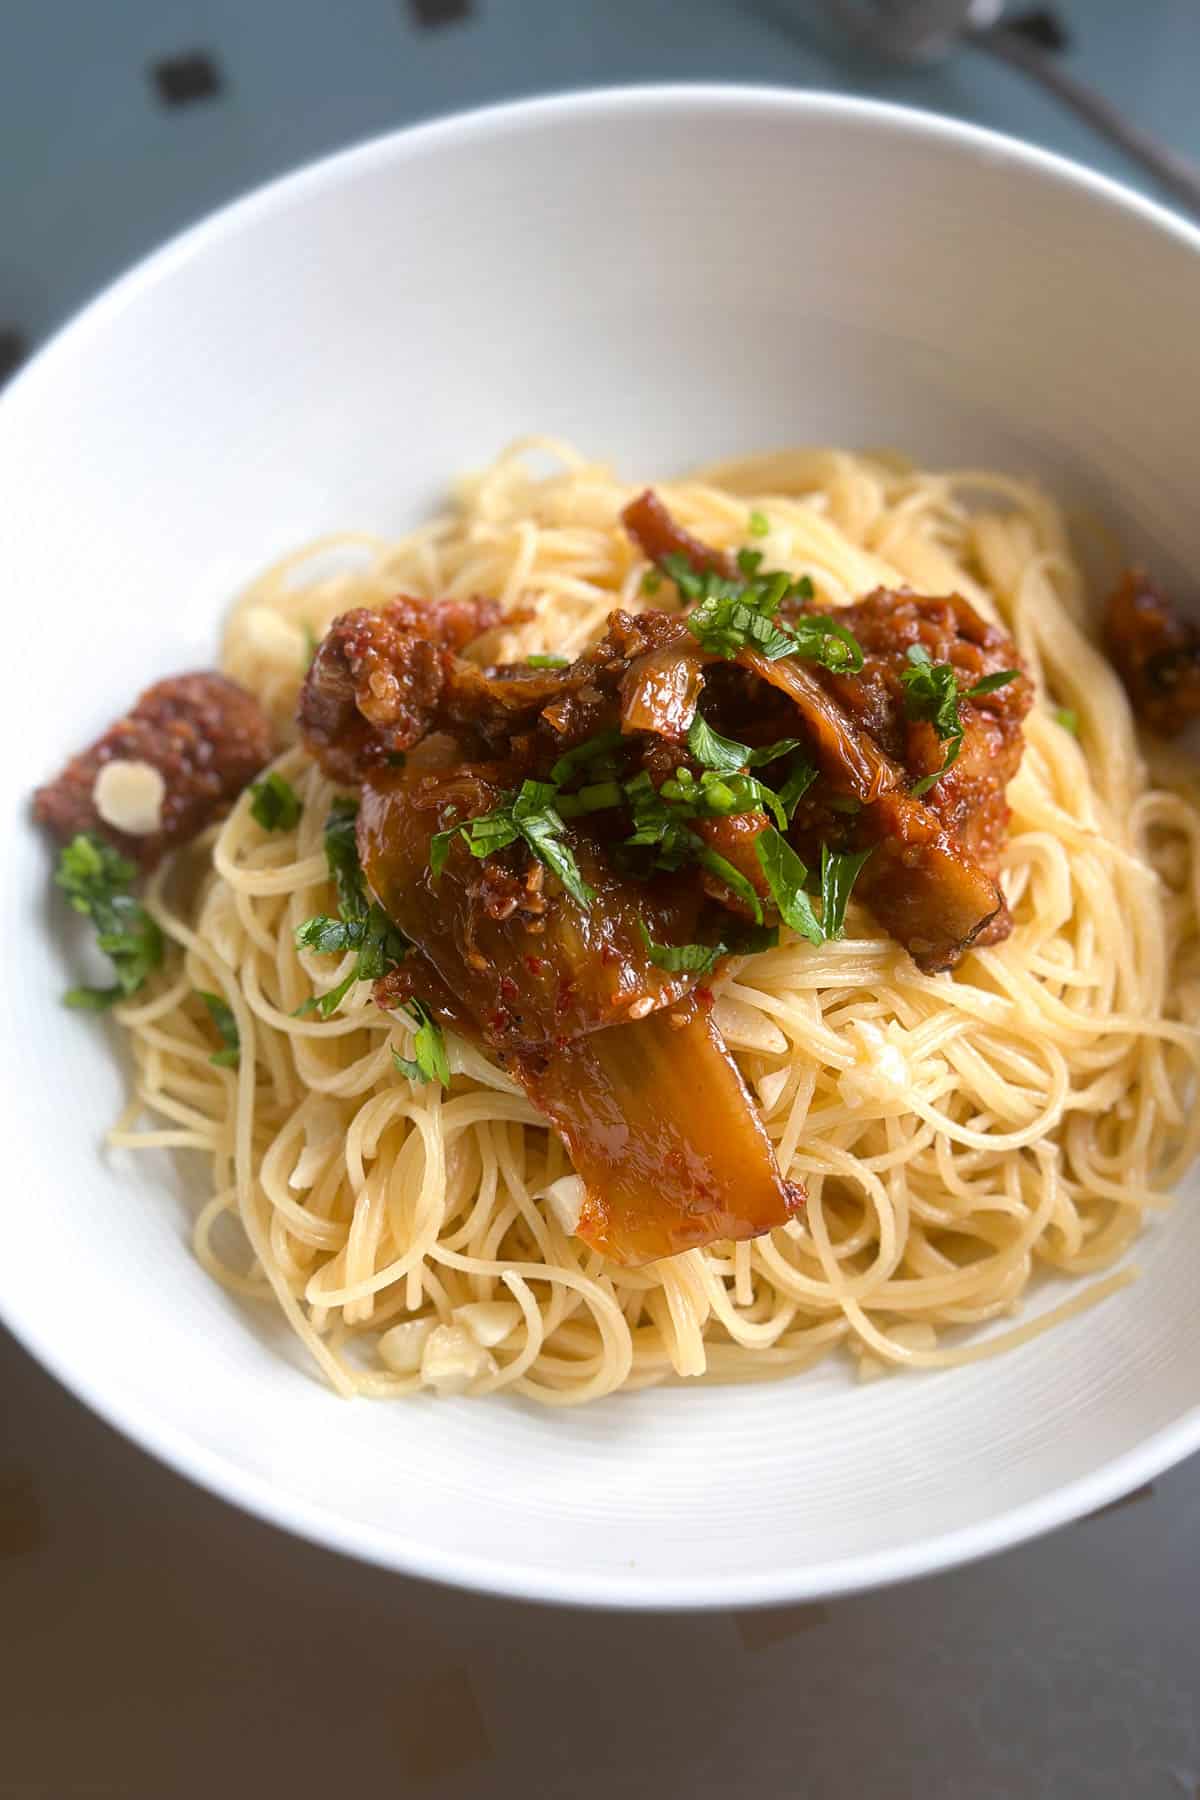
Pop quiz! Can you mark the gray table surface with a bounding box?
[3,3,1199,1794]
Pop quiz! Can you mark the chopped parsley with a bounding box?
[748,509,770,538]
[56,833,164,1011]
[430,779,595,908]
[1056,707,1078,734]
[820,844,874,939]
[293,802,407,1018]
[659,548,863,672]
[901,646,1020,796]
[323,796,369,919]
[637,922,727,976]
[754,830,823,944]
[391,1000,450,1088]
[248,770,302,832]
[527,653,570,669]
[687,712,753,777]
[775,753,819,820]
[641,569,663,597]
[302,622,318,669]
[549,729,626,787]
[197,991,240,1067]
[622,770,698,870]
[659,765,787,831]
[687,713,805,781]
[693,844,764,924]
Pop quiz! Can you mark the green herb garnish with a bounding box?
[293,802,407,1017]
[1055,707,1078,734]
[249,771,302,832]
[902,647,1019,796]
[659,765,787,831]
[323,796,369,919]
[391,1000,450,1088]
[197,990,240,1067]
[687,712,753,776]
[754,830,824,945]
[431,779,595,909]
[55,833,164,1011]
[661,549,861,672]
[693,844,764,925]
[819,844,874,939]
[775,754,819,820]
[302,623,318,669]
[527,653,570,669]
[637,921,727,976]
[748,509,770,538]
[549,729,627,787]
[555,779,624,819]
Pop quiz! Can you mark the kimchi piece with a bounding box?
[299,497,1033,1266]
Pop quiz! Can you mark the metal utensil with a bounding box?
[825,0,1200,220]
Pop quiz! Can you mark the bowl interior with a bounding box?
[3,88,1199,1606]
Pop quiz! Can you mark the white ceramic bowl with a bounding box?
[4,87,1200,1609]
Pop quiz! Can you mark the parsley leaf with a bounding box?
[295,914,361,955]
[323,798,368,919]
[392,1000,450,1088]
[302,623,318,669]
[693,844,764,925]
[746,737,804,768]
[968,668,1021,696]
[665,549,863,673]
[434,780,595,909]
[820,845,874,939]
[1055,706,1078,734]
[902,648,1019,797]
[775,754,819,820]
[293,969,359,1021]
[748,509,770,538]
[249,771,302,832]
[293,804,407,1016]
[687,712,754,776]
[197,990,240,1068]
[55,833,164,1009]
[527,653,570,669]
[637,921,727,975]
[622,770,697,870]
[755,830,824,944]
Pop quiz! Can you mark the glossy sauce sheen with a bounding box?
[358,760,799,1262]
[517,997,801,1264]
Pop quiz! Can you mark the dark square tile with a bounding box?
[150,50,224,109]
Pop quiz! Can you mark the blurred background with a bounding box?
[3,0,1200,379]
[4,4,1200,1797]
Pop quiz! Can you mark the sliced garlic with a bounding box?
[420,1323,496,1395]
[756,1068,790,1113]
[92,759,166,837]
[377,1316,436,1373]
[455,1301,521,1348]
[540,1174,584,1237]
[837,1018,912,1110]
[712,994,788,1054]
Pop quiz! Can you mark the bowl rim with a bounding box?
[5,81,1200,1611]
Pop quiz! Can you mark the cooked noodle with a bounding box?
[108,439,1200,1400]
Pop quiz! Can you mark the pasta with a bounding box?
[106,439,1200,1401]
